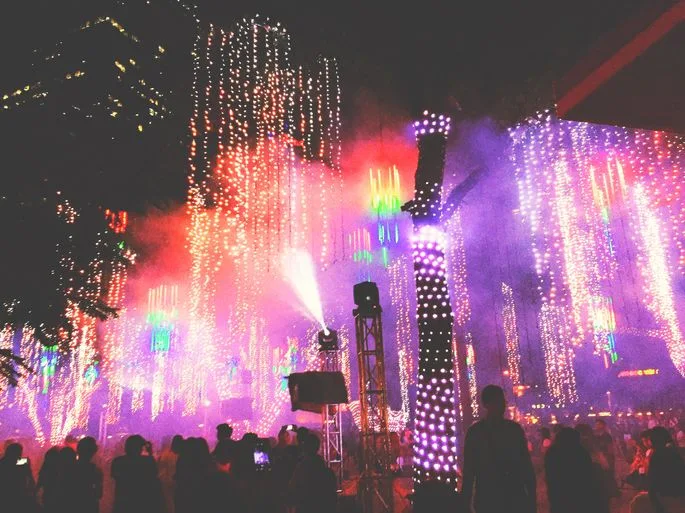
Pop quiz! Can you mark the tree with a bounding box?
[0,192,131,384]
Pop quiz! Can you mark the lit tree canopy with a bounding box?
[0,193,131,382]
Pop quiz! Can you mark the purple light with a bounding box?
[410,212,458,483]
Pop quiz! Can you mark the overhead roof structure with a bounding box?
[556,0,685,133]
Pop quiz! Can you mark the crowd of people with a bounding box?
[462,386,685,513]
[1,385,684,513]
[0,424,337,513]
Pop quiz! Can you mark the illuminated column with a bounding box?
[402,111,459,485]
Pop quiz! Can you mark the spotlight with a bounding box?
[318,328,338,351]
[353,281,381,317]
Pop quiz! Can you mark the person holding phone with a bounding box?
[253,439,272,471]
[0,442,37,512]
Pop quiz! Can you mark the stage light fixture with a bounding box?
[318,328,339,351]
[353,281,381,317]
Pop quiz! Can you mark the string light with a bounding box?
[465,337,479,418]
[182,16,344,432]
[501,282,522,386]
[539,304,578,406]
[370,166,402,251]
[389,255,415,421]
[510,111,685,400]
[408,111,459,486]
[0,198,132,444]
[633,185,685,375]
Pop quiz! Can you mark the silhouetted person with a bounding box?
[626,431,651,491]
[210,439,243,512]
[462,385,536,513]
[175,437,215,513]
[550,424,564,443]
[631,427,685,513]
[594,419,618,497]
[545,427,604,513]
[55,446,79,511]
[231,432,261,481]
[288,434,337,513]
[594,420,615,470]
[273,428,299,511]
[0,442,36,513]
[111,435,162,513]
[577,423,611,513]
[215,424,233,448]
[411,479,463,513]
[74,437,103,513]
[37,446,61,512]
[295,427,310,453]
[159,435,182,513]
[213,423,236,467]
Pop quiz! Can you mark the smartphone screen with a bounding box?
[16,458,27,466]
[254,449,270,469]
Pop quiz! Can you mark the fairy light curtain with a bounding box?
[510,110,685,405]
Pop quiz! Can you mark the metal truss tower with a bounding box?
[318,329,344,489]
[353,282,393,513]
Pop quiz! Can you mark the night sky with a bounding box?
[1,0,651,120]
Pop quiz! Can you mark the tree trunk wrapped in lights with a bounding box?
[402,111,483,486]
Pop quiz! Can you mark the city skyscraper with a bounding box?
[0,0,198,211]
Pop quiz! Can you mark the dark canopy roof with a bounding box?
[556,0,685,133]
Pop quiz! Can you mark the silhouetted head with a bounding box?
[197,437,210,456]
[124,435,146,457]
[171,435,184,454]
[64,434,78,450]
[77,436,98,462]
[539,427,551,440]
[296,427,310,445]
[4,443,22,462]
[41,447,61,469]
[60,447,77,466]
[575,423,595,452]
[640,430,652,448]
[481,385,506,419]
[649,426,674,450]
[594,419,607,435]
[554,427,581,448]
[241,432,258,446]
[217,423,233,441]
[303,433,321,455]
[575,423,593,437]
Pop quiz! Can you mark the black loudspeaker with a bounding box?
[287,372,349,413]
[220,398,253,420]
[354,281,380,308]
